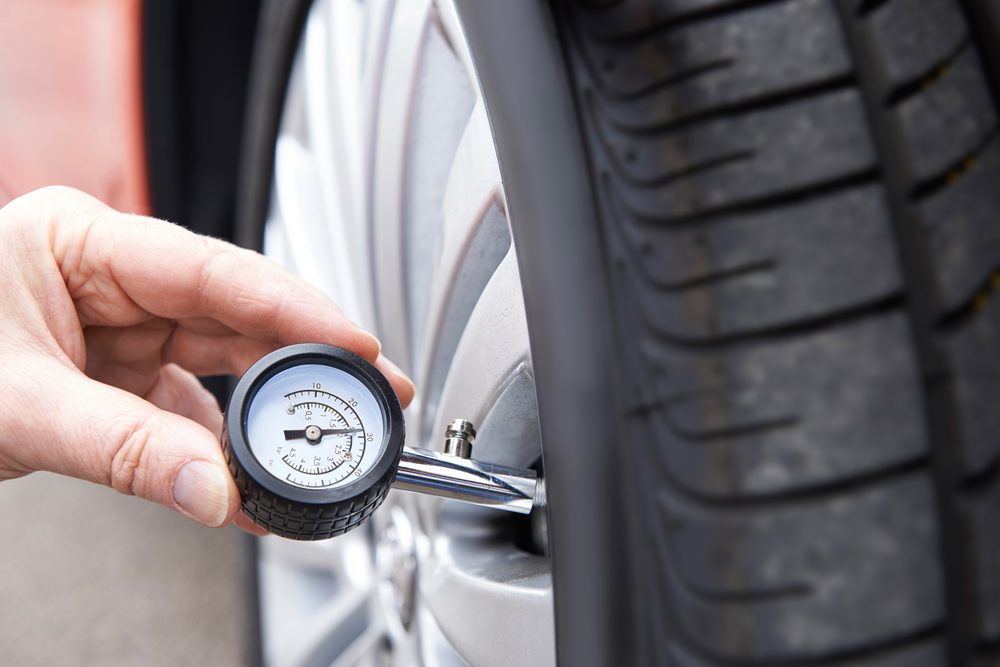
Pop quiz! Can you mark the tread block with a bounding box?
[967,484,1000,642]
[942,290,1000,477]
[575,0,849,127]
[895,48,997,184]
[641,313,926,496]
[621,186,901,338]
[921,138,1000,315]
[665,638,946,666]
[571,0,760,41]
[603,90,875,221]
[867,0,967,90]
[654,474,943,660]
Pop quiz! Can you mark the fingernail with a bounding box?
[360,330,382,358]
[378,354,415,392]
[173,461,231,528]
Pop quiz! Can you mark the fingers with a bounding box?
[87,323,417,408]
[375,354,415,408]
[146,367,304,538]
[141,366,272,536]
[235,512,268,537]
[97,362,268,537]
[163,334,416,408]
[16,185,415,408]
[2,355,239,528]
[30,186,380,361]
[161,329,277,378]
[85,320,277,388]
[168,336,417,408]
[144,364,223,438]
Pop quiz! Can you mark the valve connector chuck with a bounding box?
[443,419,476,459]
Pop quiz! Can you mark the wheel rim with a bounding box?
[259,1,554,665]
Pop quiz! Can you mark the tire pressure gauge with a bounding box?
[223,344,404,540]
[223,343,543,541]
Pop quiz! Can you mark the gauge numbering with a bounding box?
[276,389,369,483]
[244,362,386,491]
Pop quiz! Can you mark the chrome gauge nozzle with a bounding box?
[391,420,542,515]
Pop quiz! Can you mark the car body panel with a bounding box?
[0,0,149,213]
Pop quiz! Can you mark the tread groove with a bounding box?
[936,267,1000,331]
[640,292,903,349]
[644,447,929,510]
[583,55,735,102]
[885,39,971,105]
[613,168,881,226]
[960,453,1000,494]
[599,74,858,135]
[662,603,943,667]
[599,145,756,188]
[856,0,891,16]
[654,259,776,292]
[911,129,998,200]
[662,411,798,442]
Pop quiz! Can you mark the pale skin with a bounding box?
[0,186,415,534]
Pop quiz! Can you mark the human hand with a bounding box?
[0,186,414,531]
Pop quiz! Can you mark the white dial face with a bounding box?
[245,363,386,489]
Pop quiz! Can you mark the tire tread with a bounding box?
[553,0,1000,662]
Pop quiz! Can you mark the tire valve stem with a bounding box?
[442,419,476,459]
[390,418,542,514]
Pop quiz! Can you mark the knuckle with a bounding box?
[2,186,90,221]
[109,413,157,497]
[27,184,86,204]
[196,241,239,302]
[0,186,107,259]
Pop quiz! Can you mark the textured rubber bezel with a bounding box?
[222,344,404,539]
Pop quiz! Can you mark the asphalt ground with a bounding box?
[0,472,254,666]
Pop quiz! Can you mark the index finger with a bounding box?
[46,188,381,361]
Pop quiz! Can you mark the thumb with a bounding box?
[2,357,239,527]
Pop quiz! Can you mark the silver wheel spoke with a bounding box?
[299,0,373,327]
[434,0,479,85]
[415,99,508,440]
[371,0,434,371]
[260,531,377,667]
[430,251,530,445]
[260,534,342,575]
[329,627,386,667]
[273,586,373,667]
[419,535,554,667]
[414,250,554,665]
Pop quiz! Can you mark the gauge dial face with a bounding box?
[244,363,386,489]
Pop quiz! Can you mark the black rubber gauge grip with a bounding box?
[221,344,405,540]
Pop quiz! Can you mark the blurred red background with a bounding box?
[0,0,149,213]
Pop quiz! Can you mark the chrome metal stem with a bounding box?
[391,446,541,515]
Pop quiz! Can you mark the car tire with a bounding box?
[239,0,1000,664]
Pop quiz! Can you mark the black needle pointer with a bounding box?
[284,428,363,440]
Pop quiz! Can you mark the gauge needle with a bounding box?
[283,428,363,440]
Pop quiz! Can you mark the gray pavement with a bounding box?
[0,472,253,666]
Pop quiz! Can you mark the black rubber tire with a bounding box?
[540,0,1000,664]
[238,0,1000,664]
[234,0,312,253]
